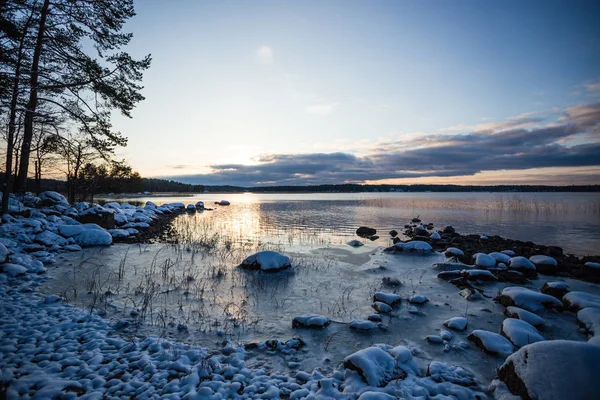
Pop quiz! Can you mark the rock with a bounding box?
[504,307,545,328]
[495,270,529,284]
[195,201,205,209]
[349,320,382,331]
[427,361,478,387]
[356,226,377,237]
[562,291,600,311]
[462,269,497,282]
[501,318,544,348]
[443,317,468,331]
[368,314,382,322]
[343,347,396,387]
[540,281,569,299]
[373,291,402,306]
[369,235,379,241]
[530,255,558,275]
[426,335,443,344]
[443,226,455,234]
[488,252,511,264]
[496,287,562,313]
[468,330,514,357]
[34,230,68,247]
[347,240,364,247]
[430,232,441,240]
[580,262,600,281]
[217,200,230,206]
[240,250,291,272]
[381,276,402,287]
[292,314,331,328]
[473,253,496,269]
[497,340,600,400]
[79,206,115,229]
[38,191,69,206]
[357,392,396,400]
[437,270,462,280]
[186,204,196,211]
[444,247,464,257]
[372,301,393,313]
[389,230,398,237]
[387,241,432,253]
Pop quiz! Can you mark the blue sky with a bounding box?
[112,0,600,185]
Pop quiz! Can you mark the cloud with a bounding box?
[256,45,274,65]
[164,102,600,186]
[305,102,339,115]
[585,83,600,92]
[166,164,192,169]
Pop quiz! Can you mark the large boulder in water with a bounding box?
[497,340,600,400]
[240,250,291,272]
[356,226,377,237]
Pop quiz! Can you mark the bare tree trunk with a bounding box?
[2,7,35,213]
[15,0,51,194]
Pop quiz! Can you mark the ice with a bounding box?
[468,330,514,357]
[343,347,396,386]
[292,314,331,328]
[577,307,600,335]
[240,250,291,272]
[563,291,600,311]
[501,318,544,348]
[504,307,545,328]
[497,287,562,313]
[497,340,600,400]
[444,317,468,331]
[373,291,402,305]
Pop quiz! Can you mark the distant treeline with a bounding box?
[204,184,600,193]
[0,174,205,195]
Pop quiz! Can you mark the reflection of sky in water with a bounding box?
[114,193,600,255]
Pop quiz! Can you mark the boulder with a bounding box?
[356,226,377,237]
[79,206,115,229]
[530,255,558,275]
[38,191,69,207]
[501,318,544,348]
[497,340,600,400]
[468,330,514,357]
[540,281,569,299]
[292,314,330,329]
[496,287,562,314]
[504,307,545,328]
[343,347,396,387]
[562,291,600,311]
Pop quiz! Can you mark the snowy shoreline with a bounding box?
[2,192,600,399]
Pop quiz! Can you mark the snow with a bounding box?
[108,229,130,239]
[35,230,68,246]
[427,361,477,387]
[530,255,558,266]
[394,241,432,252]
[498,287,562,313]
[497,340,600,400]
[444,247,464,257]
[444,317,468,331]
[468,330,514,357]
[343,347,396,386]
[430,232,441,240]
[563,291,600,311]
[39,191,69,206]
[292,314,331,328]
[1,263,28,276]
[240,250,291,272]
[488,252,511,264]
[577,307,600,335]
[504,307,545,328]
[71,229,113,247]
[501,318,544,347]
[373,291,402,305]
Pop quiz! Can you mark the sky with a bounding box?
[111,0,600,186]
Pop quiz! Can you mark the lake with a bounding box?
[104,192,600,256]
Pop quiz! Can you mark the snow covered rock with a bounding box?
[39,191,69,206]
[444,247,464,257]
[473,253,496,269]
[108,229,130,239]
[217,200,230,206]
[0,243,8,263]
[373,291,402,306]
[508,256,538,278]
[372,301,393,313]
[577,307,600,335]
[79,205,115,228]
[240,250,291,272]
[530,254,558,275]
[444,317,468,331]
[392,241,432,253]
[540,281,569,299]
[497,340,600,400]
[580,261,600,281]
[343,347,396,386]
[497,287,562,313]
[1,263,28,276]
[462,269,497,282]
[468,330,514,357]
[504,307,545,328]
[430,232,441,240]
[409,295,428,304]
[71,229,112,247]
[563,291,600,311]
[357,392,396,400]
[425,335,443,344]
[34,230,68,247]
[292,314,331,328]
[350,319,382,331]
[488,252,511,264]
[501,318,544,348]
[195,201,205,209]
[427,361,478,387]
[57,223,104,237]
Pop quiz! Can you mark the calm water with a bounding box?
[105,192,600,256]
